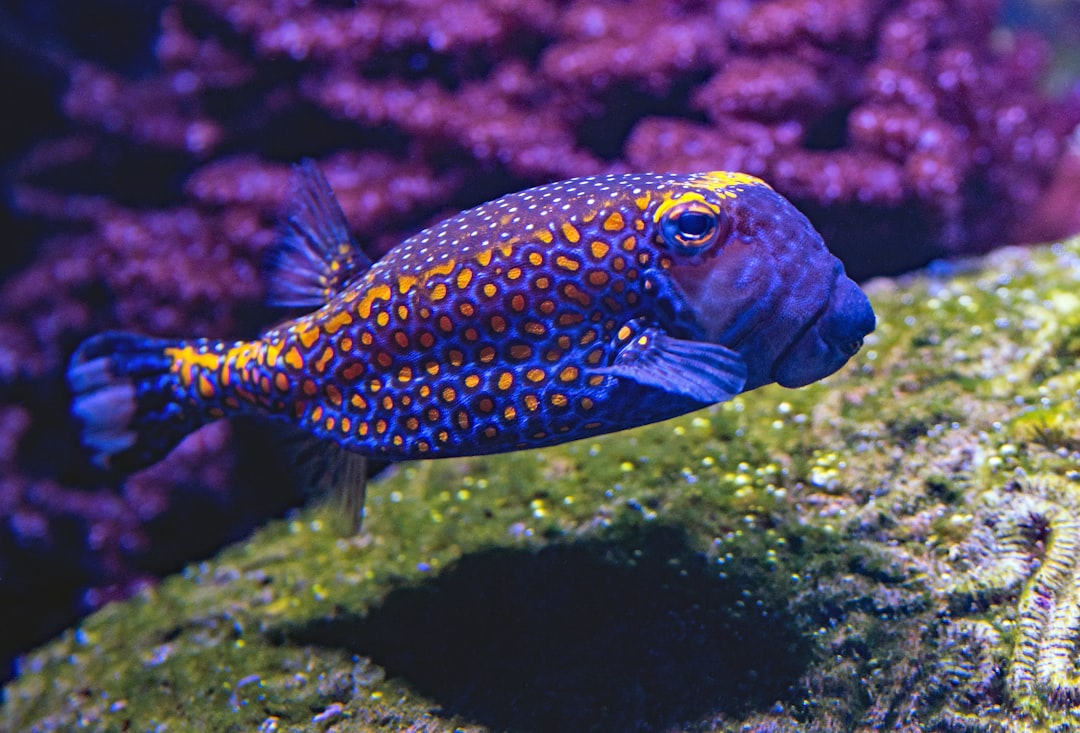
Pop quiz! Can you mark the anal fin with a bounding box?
[277,427,380,535]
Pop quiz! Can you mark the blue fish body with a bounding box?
[69,166,874,481]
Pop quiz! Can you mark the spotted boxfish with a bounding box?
[69,163,875,522]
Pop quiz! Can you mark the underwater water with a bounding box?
[3,0,1080,730]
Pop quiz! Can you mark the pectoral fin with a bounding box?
[595,325,747,404]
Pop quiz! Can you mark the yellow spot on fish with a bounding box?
[311,406,323,422]
[526,368,545,383]
[351,394,367,409]
[314,346,334,374]
[529,252,543,266]
[398,366,413,383]
[324,311,353,334]
[635,194,650,210]
[166,345,222,373]
[359,422,369,437]
[537,230,553,244]
[483,283,498,298]
[590,240,610,259]
[507,267,522,280]
[561,222,581,243]
[504,406,517,420]
[653,191,712,224]
[397,275,418,294]
[382,395,394,410]
[555,255,580,272]
[441,386,457,403]
[430,283,448,301]
[690,170,768,189]
[464,375,480,389]
[602,212,624,232]
[265,341,282,367]
[274,372,289,391]
[551,393,568,407]
[498,372,514,390]
[425,360,439,376]
[341,417,351,433]
[284,347,304,370]
[559,366,579,382]
[325,416,336,431]
[197,373,215,399]
[617,325,633,341]
[476,250,492,267]
[524,394,540,411]
[457,269,473,289]
[357,284,392,319]
[393,435,403,447]
[397,304,409,321]
[298,326,320,349]
[326,384,343,406]
[424,260,457,279]
[343,363,364,381]
[369,378,382,393]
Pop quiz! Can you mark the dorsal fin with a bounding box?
[267,159,373,307]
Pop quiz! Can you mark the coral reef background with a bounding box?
[2,0,1080,687]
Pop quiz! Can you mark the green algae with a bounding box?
[9,238,1080,731]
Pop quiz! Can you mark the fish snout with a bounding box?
[772,273,875,388]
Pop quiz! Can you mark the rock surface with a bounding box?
[8,235,1080,730]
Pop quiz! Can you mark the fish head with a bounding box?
[647,172,875,391]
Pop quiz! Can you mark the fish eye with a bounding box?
[660,201,725,253]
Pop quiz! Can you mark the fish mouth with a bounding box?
[770,269,875,388]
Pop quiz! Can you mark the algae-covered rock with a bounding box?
[8,237,1080,732]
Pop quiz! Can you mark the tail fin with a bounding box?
[68,332,206,472]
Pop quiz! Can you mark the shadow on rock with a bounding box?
[280,524,812,733]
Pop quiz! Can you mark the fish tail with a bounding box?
[68,332,222,472]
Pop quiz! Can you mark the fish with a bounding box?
[68,162,875,524]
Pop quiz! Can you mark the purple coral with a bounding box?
[2,0,1080,683]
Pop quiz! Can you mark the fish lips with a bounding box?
[772,273,876,388]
